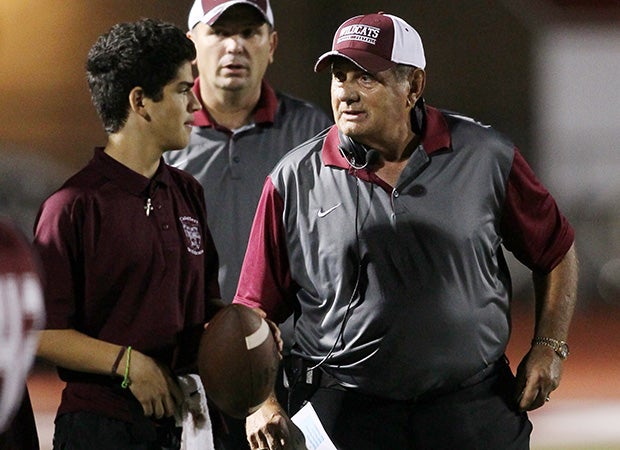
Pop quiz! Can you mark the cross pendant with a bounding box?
[144,198,153,216]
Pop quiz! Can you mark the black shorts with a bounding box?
[53,412,181,450]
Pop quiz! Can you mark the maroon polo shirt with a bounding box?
[33,148,220,423]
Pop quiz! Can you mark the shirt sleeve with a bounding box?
[233,177,295,323]
[500,148,575,274]
[32,190,82,329]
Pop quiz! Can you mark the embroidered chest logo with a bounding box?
[179,216,204,255]
[317,202,342,218]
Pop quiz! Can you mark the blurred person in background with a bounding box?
[164,1,331,448]
[0,219,45,449]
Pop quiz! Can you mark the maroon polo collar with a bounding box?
[322,105,452,170]
[94,147,172,197]
[191,78,278,130]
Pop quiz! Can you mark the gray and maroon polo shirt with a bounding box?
[234,105,574,400]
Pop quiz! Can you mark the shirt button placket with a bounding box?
[390,189,400,224]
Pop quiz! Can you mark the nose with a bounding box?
[224,34,244,53]
[333,79,359,105]
[188,90,201,112]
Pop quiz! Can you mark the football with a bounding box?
[198,304,280,419]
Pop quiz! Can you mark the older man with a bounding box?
[234,12,578,450]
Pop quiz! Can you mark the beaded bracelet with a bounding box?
[121,346,132,389]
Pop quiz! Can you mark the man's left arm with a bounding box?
[515,243,578,411]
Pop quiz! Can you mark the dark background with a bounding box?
[0,1,533,171]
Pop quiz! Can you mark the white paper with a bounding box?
[291,402,337,450]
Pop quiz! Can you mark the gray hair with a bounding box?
[392,64,418,82]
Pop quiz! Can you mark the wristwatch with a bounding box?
[532,337,570,360]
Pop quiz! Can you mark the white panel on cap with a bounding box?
[387,14,426,69]
[188,0,274,31]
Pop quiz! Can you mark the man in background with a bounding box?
[166,0,330,305]
[164,2,331,447]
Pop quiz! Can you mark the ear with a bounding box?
[186,30,199,66]
[268,30,278,64]
[407,68,426,107]
[129,87,149,118]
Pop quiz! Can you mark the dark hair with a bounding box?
[86,18,196,134]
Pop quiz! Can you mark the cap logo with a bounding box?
[337,24,381,45]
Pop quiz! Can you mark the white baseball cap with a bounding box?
[188,0,274,30]
[315,12,426,73]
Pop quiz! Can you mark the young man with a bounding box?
[164,2,332,447]
[235,12,578,450]
[33,19,221,449]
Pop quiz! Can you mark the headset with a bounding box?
[301,100,428,372]
[306,133,377,375]
[338,131,380,170]
[336,98,426,171]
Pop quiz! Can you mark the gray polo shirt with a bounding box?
[165,80,332,303]
[234,106,574,400]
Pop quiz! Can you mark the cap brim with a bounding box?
[208,3,271,25]
[314,49,395,74]
[190,1,273,29]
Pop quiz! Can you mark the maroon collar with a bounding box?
[191,78,278,130]
[94,147,172,197]
[322,105,452,170]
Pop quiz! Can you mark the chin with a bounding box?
[338,121,362,136]
[220,79,248,92]
[167,139,189,151]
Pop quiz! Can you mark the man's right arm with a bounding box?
[37,329,183,418]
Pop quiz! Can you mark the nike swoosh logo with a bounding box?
[317,203,342,218]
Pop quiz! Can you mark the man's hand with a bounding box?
[127,350,185,419]
[246,395,307,450]
[515,345,563,411]
[252,307,284,354]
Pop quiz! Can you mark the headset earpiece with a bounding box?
[412,98,426,136]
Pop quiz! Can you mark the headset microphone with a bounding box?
[364,149,379,167]
[338,133,380,170]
